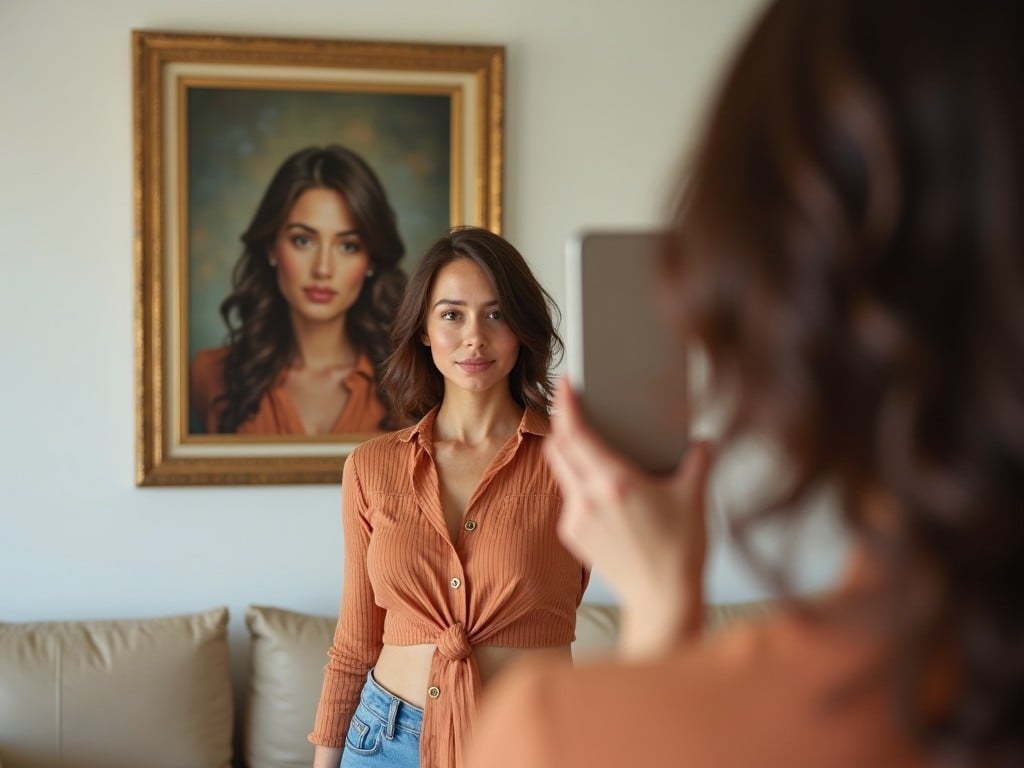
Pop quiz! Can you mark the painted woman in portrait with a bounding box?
[190,145,407,435]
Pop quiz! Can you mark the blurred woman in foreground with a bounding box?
[469,0,1024,765]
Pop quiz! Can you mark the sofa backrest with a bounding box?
[0,599,774,768]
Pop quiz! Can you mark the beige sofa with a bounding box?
[0,600,772,768]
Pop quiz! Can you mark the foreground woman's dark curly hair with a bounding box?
[670,0,1023,762]
[216,145,407,432]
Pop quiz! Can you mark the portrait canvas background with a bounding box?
[186,86,452,371]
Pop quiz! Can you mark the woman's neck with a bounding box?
[434,387,523,445]
[288,315,356,372]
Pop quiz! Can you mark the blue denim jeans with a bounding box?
[340,669,423,767]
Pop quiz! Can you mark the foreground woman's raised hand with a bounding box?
[544,377,714,660]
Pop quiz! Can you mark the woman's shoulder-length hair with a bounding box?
[382,226,563,423]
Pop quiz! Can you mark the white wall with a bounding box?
[0,0,848,692]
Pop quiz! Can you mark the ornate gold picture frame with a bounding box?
[134,30,505,486]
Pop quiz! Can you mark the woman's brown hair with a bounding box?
[672,0,1023,761]
[383,227,563,423]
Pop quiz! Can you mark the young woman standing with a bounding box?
[309,227,589,768]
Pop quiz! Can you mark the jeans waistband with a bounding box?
[361,668,424,737]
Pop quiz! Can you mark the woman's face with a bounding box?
[270,187,371,326]
[422,257,520,396]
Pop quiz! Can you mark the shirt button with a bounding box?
[464,520,477,531]
[428,685,441,699]
[449,577,461,589]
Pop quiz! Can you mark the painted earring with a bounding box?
[268,257,278,267]
[366,268,375,278]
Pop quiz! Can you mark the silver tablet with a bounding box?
[565,230,689,474]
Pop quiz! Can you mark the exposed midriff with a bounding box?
[374,642,573,706]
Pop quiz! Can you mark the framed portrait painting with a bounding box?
[133,30,505,486]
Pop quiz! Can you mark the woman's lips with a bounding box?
[304,287,337,304]
[457,358,493,373]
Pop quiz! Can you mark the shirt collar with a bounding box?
[398,406,440,447]
[398,404,550,446]
[519,406,550,437]
[345,353,376,385]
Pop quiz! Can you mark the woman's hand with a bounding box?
[545,378,715,661]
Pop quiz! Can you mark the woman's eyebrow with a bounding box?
[282,222,361,238]
[432,299,499,309]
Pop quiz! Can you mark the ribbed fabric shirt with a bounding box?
[189,346,386,435]
[309,405,589,768]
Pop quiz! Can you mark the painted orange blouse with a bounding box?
[309,406,590,768]
[188,346,386,435]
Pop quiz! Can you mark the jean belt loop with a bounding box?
[386,694,399,740]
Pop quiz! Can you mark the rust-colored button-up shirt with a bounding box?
[309,406,589,768]
[189,346,386,435]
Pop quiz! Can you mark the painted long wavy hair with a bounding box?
[670,0,1023,762]
[382,226,563,423]
[216,145,407,432]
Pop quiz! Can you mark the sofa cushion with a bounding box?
[572,602,620,660]
[572,599,776,659]
[705,598,775,632]
[0,606,232,768]
[244,605,335,768]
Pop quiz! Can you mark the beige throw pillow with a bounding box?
[0,606,233,768]
[572,602,620,661]
[244,605,336,768]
